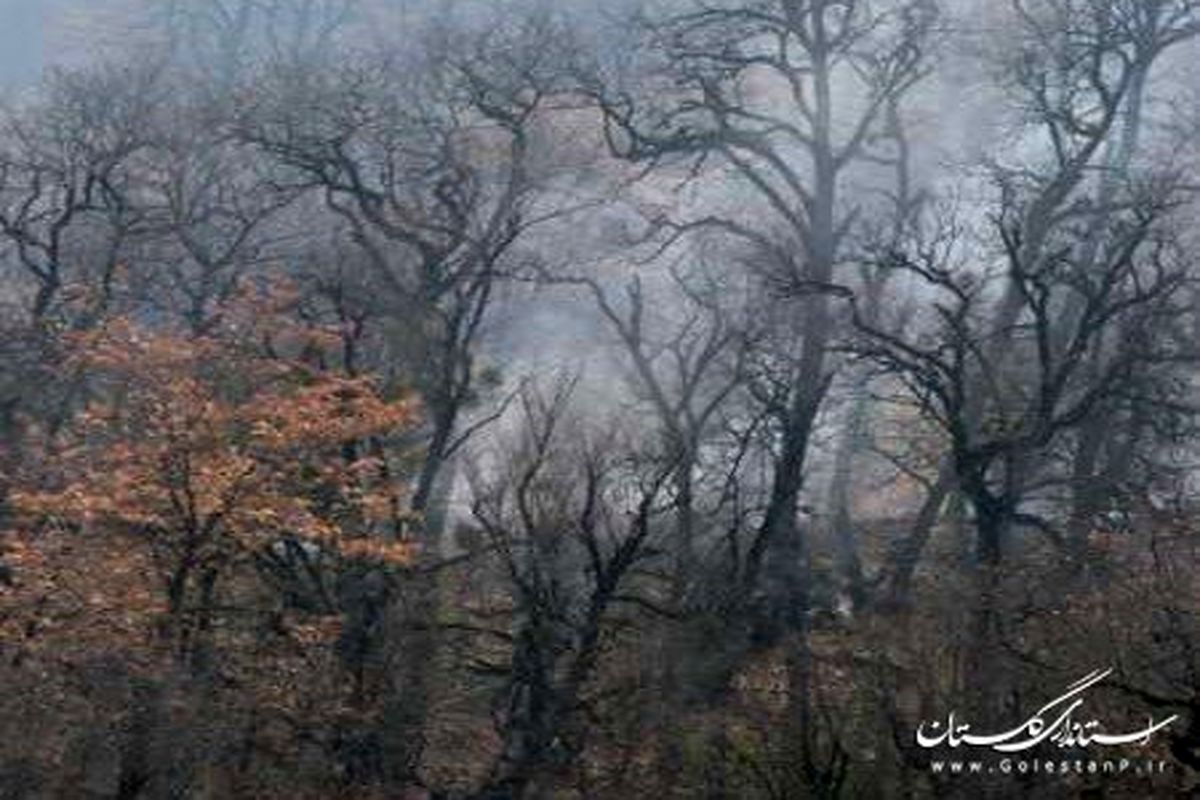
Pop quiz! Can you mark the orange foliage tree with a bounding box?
[6,287,418,665]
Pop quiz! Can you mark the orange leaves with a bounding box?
[14,305,420,570]
[242,376,418,451]
[288,617,343,647]
[0,524,169,660]
[13,484,168,528]
[0,286,424,720]
[66,316,223,377]
[335,538,416,565]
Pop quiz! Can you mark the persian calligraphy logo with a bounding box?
[916,668,1177,753]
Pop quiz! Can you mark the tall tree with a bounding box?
[235,11,581,786]
[588,0,936,787]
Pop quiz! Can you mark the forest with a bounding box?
[1,0,1200,797]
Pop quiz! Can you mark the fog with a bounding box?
[2,2,1200,798]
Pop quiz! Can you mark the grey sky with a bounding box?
[0,0,140,90]
[0,0,53,87]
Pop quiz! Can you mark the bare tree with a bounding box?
[867,0,1200,612]
[134,106,302,333]
[0,63,158,324]
[467,379,675,799]
[585,1,937,788]
[852,178,1195,726]
[233,11,584,788]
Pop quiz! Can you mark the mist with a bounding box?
[2,1,1200,798]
